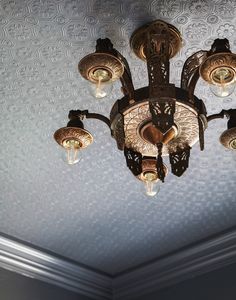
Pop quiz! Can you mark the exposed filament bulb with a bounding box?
[63,139,81,165]
[95,75,107,98]
[89,69,113,99]
[143,171,160,197]
[210,67,236,97]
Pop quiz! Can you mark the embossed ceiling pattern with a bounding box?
[1,0,236,275]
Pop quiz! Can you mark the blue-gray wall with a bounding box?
[136,263,236,300]
[0,268,92,300]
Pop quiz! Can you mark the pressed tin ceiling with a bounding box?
[0,0,236,275]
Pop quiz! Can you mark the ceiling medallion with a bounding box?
[54,20,236,197]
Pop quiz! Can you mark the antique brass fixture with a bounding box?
[54,20,236,196]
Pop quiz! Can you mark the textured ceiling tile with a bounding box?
[0,0,236,275]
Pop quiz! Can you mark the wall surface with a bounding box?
[0,267,92,300]
[136,263,236,300]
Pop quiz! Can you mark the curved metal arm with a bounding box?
[181,50,208,100]
[95,38,135,100]
[207,109,236,126]
[112,49,135,100]
[207,110,226,123]
[68,110,111,128]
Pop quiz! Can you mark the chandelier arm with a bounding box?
[112,50,135,100]
[207,110,228,123]
[187,69,200,101]
[85,113,111,128]
[198,115,205,151]
[68,110,111,128]
[207,109,236,124]
[181,50,208,96]
[119,66,135,100]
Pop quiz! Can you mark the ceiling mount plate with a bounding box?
[130,20,182,61]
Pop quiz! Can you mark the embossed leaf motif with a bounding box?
[124,147,142,176]
[181,50,207,91]
[149,99,175,133]
[169,146,191,177]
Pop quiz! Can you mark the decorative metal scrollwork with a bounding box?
[124,147,142,176]
[145,22,170,96]
[148,57,170,96]
[149,99,175,133]
[169,146,191,177]
[181,50,208,94]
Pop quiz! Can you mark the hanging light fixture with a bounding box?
[54,20,236,196]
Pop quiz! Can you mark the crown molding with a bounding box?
[0,235,112,300]
[113,227,236,299]
[1,228,236,300]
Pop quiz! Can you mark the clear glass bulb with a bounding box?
[210,68,236,97]
[144,172,160,197]
[210,81,236,97]
[63,139,80,165]
[89,76,113,99]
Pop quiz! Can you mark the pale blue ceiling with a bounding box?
[0,0,236,275]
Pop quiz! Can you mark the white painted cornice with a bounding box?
[0,235,112,300]
[1,228,236,300]
[113,228,236,299]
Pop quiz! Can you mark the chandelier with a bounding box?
[54,20,236,196]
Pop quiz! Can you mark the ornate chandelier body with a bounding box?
[54,20,236,196]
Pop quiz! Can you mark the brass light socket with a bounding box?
[78,52,124,83]
[137,158,168,182]
[54,127,93,149]
[199,52,236,84]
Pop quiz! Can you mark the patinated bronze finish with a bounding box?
[130,20,182,61]
[78,52,124,83]
[199,53,236,84]
[220,128,236,150]
[137,158,168,182]
[55,20,236,188]
[54,127,93,149]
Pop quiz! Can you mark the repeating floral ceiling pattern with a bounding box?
[0,0,236,275]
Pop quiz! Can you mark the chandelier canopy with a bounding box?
[54,20,236,196]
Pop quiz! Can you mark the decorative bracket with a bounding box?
[169,146,191,177]
[149,98,176,134]
[124,147,142,176]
